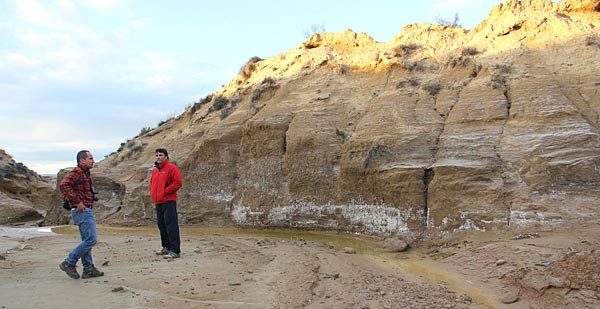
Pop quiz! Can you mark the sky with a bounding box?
[0,0,505,175]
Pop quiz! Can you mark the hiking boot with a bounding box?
[155,247,169,255]
[82,265,104,279]
[163,251,180,259]
[59,260,80,279]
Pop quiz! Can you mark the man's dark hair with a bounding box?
[155,148,169,158]
[77,150,90,164]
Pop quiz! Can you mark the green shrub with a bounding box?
[493,64,513,74]
[392,44,419,58]
[402,60,425,72]
[586,35,600,48]
[124,143,145,158]
[157,117,172,127]
[489,74,506,89]
[131,144,144,153]
[261,77,276,85]
[462,46,480,56]
[0,162,35,180]
[422,80,442,96]
[219,107,232,120]
[190,94,213,114]
[139,127,152,136]
[212,95,229,110]
[337,65,349,74]
[0,164,14,179]
[251,88,263,103]
[397,78,420,89]
[488,63,512,89]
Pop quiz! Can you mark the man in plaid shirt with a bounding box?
[58,150,104,279]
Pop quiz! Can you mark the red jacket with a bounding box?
[150,159,182,204]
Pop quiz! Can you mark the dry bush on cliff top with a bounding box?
[240,56,262,79]
[392,43,420,58]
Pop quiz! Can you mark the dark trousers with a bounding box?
[155,200,180,253]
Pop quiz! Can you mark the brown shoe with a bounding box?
[82,265,104,279]
[59,260,80,279]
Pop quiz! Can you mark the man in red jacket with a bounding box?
[150,148,183,258]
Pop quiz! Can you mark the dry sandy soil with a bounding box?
[0,222,599,309]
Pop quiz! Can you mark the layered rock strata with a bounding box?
[42,0,600,240]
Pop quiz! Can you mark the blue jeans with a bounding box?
[155,201,180,253]
[66,208,97,269]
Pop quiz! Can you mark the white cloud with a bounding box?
[58,0,76,11]
[142,52,179,72]
[120,52,184,91]
[43,46,94,82]
[17,31,54,48]
[84,0,121,10]
[3,52,39,69]
[145,74,176,88]
[4,139,118,158]
[0,22,15,34]
[115,20,147,39]
[16,31,110,83]
[0,118,116,152]
[27,160,75,175]
[9,0,117,84]
[5,2,197,91]
[15,0,60,27]
[28,120,77,142]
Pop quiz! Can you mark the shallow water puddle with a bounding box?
[51,225,495,308]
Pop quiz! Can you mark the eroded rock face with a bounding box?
[41,0,600,239]
[0,149,52,225]
[43,168,129,226]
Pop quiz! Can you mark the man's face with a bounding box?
[80,152,95,169]
[155,152,167,164]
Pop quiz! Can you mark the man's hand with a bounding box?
[76,202,86,212]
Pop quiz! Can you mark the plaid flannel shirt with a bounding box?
[59,165,94,208]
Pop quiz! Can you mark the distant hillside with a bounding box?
[43,0,600,240]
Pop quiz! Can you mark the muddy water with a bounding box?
[377,251,495,309]
[52,225,379,253]
[51,225,494,308]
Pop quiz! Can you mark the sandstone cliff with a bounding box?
[0,149,53,225]
[45,0,600,240]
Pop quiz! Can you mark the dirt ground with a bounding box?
[0,222,599,309]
